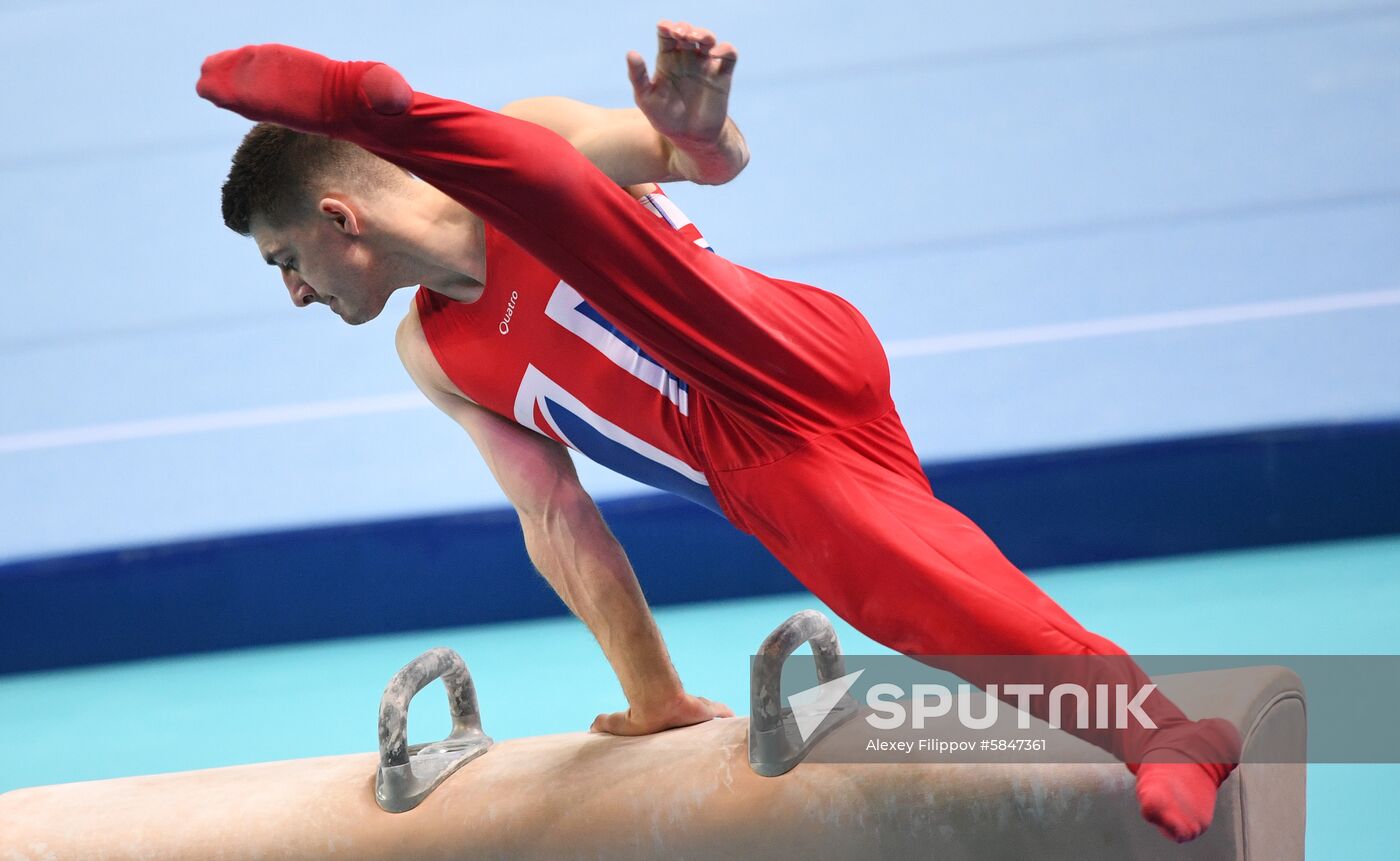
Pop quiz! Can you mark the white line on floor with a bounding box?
[883,287,1400,357]
[5,288,1399,454]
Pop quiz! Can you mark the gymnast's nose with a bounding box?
[282,270,318,307]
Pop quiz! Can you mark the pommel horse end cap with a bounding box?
[0,612,1306,860]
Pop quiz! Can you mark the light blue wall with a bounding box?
[3,0,1398,562]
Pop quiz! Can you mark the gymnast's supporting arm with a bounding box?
[395,309,731,735]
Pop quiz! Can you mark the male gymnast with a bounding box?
[197,21,1241,843]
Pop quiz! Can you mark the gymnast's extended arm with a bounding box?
[395,307,732,736]
[499,20,749,188]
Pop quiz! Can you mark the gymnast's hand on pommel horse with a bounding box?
[198,22,1240,845]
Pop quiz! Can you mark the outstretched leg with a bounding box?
[715,409,1242,843]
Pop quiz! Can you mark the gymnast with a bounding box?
[197,20,1240,842]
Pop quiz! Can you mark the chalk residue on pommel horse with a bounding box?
[0,615,1305,861]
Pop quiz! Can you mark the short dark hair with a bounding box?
[220,123,393,235]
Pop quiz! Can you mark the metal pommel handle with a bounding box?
[749,610,860,777]
[375,647,492,813]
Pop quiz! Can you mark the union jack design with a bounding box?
[418,187,723,515]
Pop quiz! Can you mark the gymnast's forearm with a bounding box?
[519,501,685,710]
[499,96,747,187]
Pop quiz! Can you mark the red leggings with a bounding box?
[294,61,1232,770]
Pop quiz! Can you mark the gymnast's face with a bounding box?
[250,198,399,326]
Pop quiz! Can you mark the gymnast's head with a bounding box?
[220,123,438,325]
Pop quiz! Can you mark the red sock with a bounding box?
[195,44,411,132]
[1128,717,1241,842]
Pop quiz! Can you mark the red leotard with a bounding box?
[224,57,1240,785]
[416,190,724,516]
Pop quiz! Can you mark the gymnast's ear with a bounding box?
[317,197,362,236]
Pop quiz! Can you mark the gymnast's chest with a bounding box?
[419,232,688,438]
